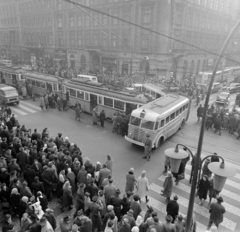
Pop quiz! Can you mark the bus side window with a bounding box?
[166,117,170,124]
[186,103,189,109]
[170,112,175,121]
[154,121,159,130]
[183,105,186,111]
[160,120,165,128]
[176,110,179,116]
[180,107,182,113]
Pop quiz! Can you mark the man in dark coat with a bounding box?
[55,133,64,149]
[197,104,203,121]
[0,168,10,186]
[31,129,39,142]
[98,164,111,187]
[32,176,45,196]
[32,159,43,178]
[166,195,179,223]
[17,147,29,172]
[77,166,87,185]
[23,165,36,189]
[99,110,106,127]
[45,208,57,230]
[0,126,10,143]
[10,114,16,126]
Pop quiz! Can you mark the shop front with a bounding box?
[102,57,118,74]
[67,50,79,68]
[120,59,131,75]
[54,49,67,68]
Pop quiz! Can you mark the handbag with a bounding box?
[178,173,185,180]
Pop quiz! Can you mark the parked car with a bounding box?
[223,82,240,93]
[216,91,230,105]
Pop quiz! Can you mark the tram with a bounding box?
[22,72,64,96]
[62,78,165,119]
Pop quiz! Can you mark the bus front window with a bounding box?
[141,119,155,130]
[130,116,141,127]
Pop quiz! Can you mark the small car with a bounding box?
[223,83,240,93]
[216,91,230,105]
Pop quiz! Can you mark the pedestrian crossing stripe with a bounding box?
[10,101,41,116]
[10,107,27,116]
[19,101,40,110]
[18,104,37,113]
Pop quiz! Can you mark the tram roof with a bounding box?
[23,72,64,82]
[0,66,25,73]
[143,83,167,92]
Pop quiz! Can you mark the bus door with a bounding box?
[90,94,98,113]
[126,103,137,116]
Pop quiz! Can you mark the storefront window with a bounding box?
[104,97,113,107]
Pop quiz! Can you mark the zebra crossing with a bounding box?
[143,157,240,232]
[9,101,40,117]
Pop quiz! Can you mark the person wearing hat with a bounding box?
[109,189,122,221]
[174,214,185,232]
[166,195,179,223]
[102,205,114,230]
[8,158,20,173]
[23,165,36,189]
[143,134,152,161]
[161,171,173,202]
[89,195,103,232]
[99,164,111,187]
[59,216,71,232]
[16,146,29,172]
[131,226,139,232]
[118,217,131,232]
[197,175,210,205]
[136,170,149,203]
[122,209,136,229]
[163,215,176,232]
[104,178,117,205]
[85,178,99,200]
[125,167,137,194]
[130,194,142,220]
[74,183,86,217]
[149,217,164,232]
[40,216,54,232]
[2,214,14,232]
[45,208,57,231]
[207,196,225,229]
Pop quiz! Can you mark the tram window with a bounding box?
[179,107,182,113]
[32,80,36,86]
[104,97,113,107]
[98,96,102,105]
[160,120,165,128]
[77,91,84,99]
[114,99,124,110]
[69,88,76,97]
[176,110,179,116]
[58,83,62,91]
[170,112,175,121]
[85,92,89,101]
[41,82,46,89]
[166,117,170,124]
[36,81,41,87]
[53,83,58,91]
[183,105,186,111]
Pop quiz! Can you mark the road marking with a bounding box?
[20,101,41,110]
[86,125,92,128]
[18,104,37,113]
[10,107,27,115]
[158,175,240,216]
[145,196,206,232]
[149,183,236,231]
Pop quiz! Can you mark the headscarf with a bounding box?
[11,188,18,195]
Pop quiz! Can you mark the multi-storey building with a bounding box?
[0,0,21,61]
[0,0,235,80]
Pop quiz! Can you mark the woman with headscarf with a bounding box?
[19,196,29,222]
[125,167,137,194]
[62,180,73,211]
[161,171,173,202]
[72,158,81,178]
[136,170,149,203]
[10,188,21,216]
[197,175,210,205]
[21,181,33,199]
[74,183,86,217]
[94,162,102,186]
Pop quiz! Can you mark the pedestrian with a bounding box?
[214,116,221,135]
[201,159,212,178]
[207,196,225,229]
[98,164,111,187]
[19,196,28,222]
[136,170,149,203]
[45,208,57,231]
[161,171,173,202]
[208,176,217,206]
[125,167,137,194]
[62,180,73,211]
[92,106,98,125]
[122,209,136,229]
[118,217,131,232]
[75,105,81,121]
[197,175,210,205]
[166,195,179,223]
[40,216,54,232]
[19,213,32,232]
[163,156,171,174]
[40,95,45,110]
[105,154,113,174]
[2,214,14,232]
[89,195,103,232]
[57,97,63,111]
[174,214,185,232]
[149,217,164,232]
[109,189,122,221]
[143,134,152,161]
[104,178,117,205]
[130,194,142,220]
[197,104,203,122]
[100,110,106,127]
[59,216,71,232]
[162,215,176,232]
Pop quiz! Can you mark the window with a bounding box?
[57,0,62,10]
[77,32,82,46]
[77,91,84,99]
[103,15,108,25]
[104,97,113,107]
[77,15,82,27]
[170,113,175,121]
[112,11,118,25]
[141,120,155,130]
[93,13,98,26]
[98,96,102,105]
[183,105,186,111]
[57,31,63,46]
[53,83,57,91]
[70,88,76,97]
[143,7,151,24]
[130,116,141,126]
[141,31,150,50]
[40,82,46,89]
[85,92,89,100]
[112,35,117,48]
[70,15,75,28]
[32,80,36,86]
[114,99,124,110]
[70,31,75,47]
[85,15,90,27]
[57,17,63,28]
[166,116,170,124]
[160,120,165,128]
[154,121,159,130]
[36,81,41,87]
[176,110,179,116]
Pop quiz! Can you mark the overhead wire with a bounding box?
[63,0,240,66]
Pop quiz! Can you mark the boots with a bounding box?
[145,196,149,202]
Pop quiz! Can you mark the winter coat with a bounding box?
[62,188,73,208]
[136,176,149,198]
[209,202,225,225]
[125,171,136,193]
[162,176,173,198]
[197,179,210,200]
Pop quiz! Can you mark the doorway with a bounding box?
[126,103,137,116]
[90,94,98,112]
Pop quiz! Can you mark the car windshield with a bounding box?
[130,116,141,127]
[141,119,155,130]
[218,92,228,98]
[4,90,18,95]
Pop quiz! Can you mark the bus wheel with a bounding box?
[157,137,164,148]
[179,119,185,130]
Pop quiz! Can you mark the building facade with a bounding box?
[0,0,237,80]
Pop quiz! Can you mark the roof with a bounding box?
[77,74,97,78]
[23,72,64,83]
[0,85,16,91]
[131,94,189,120]
[143,83,167,92]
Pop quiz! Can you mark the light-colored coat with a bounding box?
[136,176,149,198]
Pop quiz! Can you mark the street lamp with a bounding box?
[184,18,240,232]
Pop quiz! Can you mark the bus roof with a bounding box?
[143,83,167,92]
[131,94,189,121]
[77,74,97,78]
[23,72,64,82]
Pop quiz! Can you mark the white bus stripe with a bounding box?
[185,164,240,188]
[11,107,27,115]
[18,104,37,113]
[146,196,206,232]
[158,175,240,214]
[20,101,40,111]
[149,183,236,231]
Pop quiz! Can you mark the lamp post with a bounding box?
[184,18,240,232]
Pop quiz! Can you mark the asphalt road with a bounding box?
[9,92,240,232]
